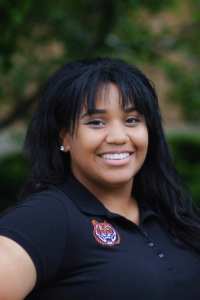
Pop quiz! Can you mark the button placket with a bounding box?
[135,225,166,260]
[149,242,154,247]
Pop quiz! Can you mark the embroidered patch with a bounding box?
[92,220,121,246]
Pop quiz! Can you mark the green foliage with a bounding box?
[1,0,200,126]
[167,132,200,205]
[0,0,32,70]
[163,62,200,123]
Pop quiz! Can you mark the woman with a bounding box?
[0,57,200,300]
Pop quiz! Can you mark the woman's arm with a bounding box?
[0,236,36,300]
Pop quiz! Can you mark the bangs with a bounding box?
[54,58,160,135]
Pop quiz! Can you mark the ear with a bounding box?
[59,128,70,152]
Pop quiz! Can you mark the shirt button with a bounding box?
[159,253,164,258]
[149,242,154,247]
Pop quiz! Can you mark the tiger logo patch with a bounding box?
[92,220,121,246]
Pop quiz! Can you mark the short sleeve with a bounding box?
[0,187,70,288]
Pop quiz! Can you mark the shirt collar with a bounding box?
[57,174,107,215]
[139,201,158,224]
[57,174,158,223]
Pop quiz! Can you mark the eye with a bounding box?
[125,117,140,124]
[85,120,104,126]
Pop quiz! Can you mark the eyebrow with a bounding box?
[81,107,137,119]
[124,107,137,113]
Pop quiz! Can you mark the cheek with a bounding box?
[142,131,149,149]
[77,129,104,150]
[133,128,148,150]
[69,132,98,158]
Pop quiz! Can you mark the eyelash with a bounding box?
[86,120,104,126]
[86,117,140,126]
[125,117,140,124]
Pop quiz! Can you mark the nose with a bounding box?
[106,123,129,144]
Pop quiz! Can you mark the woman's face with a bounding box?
[60,83,148,190]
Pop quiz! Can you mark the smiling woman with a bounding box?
[0,57,200,300]
[59,83,148,199]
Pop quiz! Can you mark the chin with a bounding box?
[101,174,134,187]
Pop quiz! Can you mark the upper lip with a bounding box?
[98,150,134,155]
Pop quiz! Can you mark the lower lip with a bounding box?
[99,154,133,166]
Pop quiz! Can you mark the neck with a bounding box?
[73,173,140,225]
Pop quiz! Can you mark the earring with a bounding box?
[60,146,65,151]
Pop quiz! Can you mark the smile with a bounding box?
[100,153,130,160]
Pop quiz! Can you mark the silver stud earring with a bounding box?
[60,146,65,151]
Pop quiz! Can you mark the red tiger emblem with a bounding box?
[92,220,121,246]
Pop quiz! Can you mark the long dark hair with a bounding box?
[19,57,200,254]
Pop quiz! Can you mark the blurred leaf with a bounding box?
[163,62,200,123]
[167,132,200,205]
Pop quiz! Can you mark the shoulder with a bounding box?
[0,185,75,288]
[7,185,73,218]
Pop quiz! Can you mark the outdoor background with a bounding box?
[0,0,200,213]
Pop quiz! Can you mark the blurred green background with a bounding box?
[0,0,199,212]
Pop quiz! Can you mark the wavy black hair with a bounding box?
[19,57,200,254]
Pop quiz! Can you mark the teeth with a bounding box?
[101,153,130,160]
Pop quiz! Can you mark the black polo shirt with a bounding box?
[0,175,200,300]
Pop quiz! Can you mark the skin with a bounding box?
[60,83,148,224]
[0,236,37,300]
